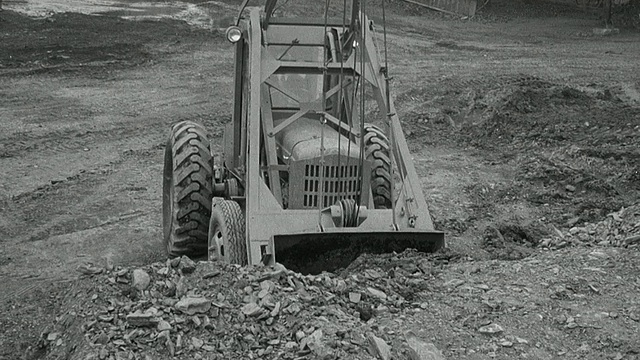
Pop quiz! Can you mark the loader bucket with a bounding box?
[273,230,445,274]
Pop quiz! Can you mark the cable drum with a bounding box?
[339,198,359,227]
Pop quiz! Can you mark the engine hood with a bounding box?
[276,117,360,161]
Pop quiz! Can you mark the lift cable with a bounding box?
[381,0,398,228]
[354,0,367,221]
[318,0,332,225]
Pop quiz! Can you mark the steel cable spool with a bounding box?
[339,198,358,227]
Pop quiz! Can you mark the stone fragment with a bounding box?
[405,331,445,360]
[443,279,465,288]
[192,337,204,349]
[126,311,159,327]
[175,297,211,315]
[296,330,306,342]
[367,334,391,360]
[418,259,433,275]
[77,264,104,275]
[565,184,576,192]
[566,217,580,227]
[94,332,109,345]
[261,280,275,292]
[258,288,269,299]
[202,270,220,279]
[175,277,188,298]
[132,269,151,291]
[478,323,504,334]
[211,307,220,318]
[625,235,640,245]
[123,329,144,341]
[47,333,59,341]
[566,322,578,329]
[242,302,263,317]
[202,315,214,329]
[270,302,281,317]
[306,329,331,357]
[358,305,374,321]
[158,330,174,356]
[115,269,128,277]
[179,256,197,274]
[367,287,388,300]
[285,302,301,315]
[157,320,172,332]
[98,315,113,322]
[363,269,383,279]
[349,292,362,304]
[475,284,490,291]
[192,316,202,327]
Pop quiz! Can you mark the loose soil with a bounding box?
[0,0,638,359]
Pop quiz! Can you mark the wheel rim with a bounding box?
[208,224,225,261]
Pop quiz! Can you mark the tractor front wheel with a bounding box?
[208,198,247,265]
[162,121,213,257]
[363,124,392,209]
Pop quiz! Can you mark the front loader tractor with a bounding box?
[162,0,444,272]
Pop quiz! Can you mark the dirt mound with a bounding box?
[481,223,543,261]
[542,203,640,248]
[455,79,640,226]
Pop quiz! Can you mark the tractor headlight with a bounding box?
[225,26,243,43]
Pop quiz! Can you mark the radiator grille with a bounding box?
[302,164,362,208]
[289,156,371,209]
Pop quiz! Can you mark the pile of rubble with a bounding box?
[51,253,447,360]
[541,204,640,249]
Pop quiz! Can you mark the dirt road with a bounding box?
[0,0,639,359]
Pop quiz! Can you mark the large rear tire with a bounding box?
[208,198,247,265]
[363,124,392,209]
[162,121,213,257]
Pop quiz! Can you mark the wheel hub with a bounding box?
[208,228,224,261]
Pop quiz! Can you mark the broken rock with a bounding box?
[367,287,388,300]
[179,256,197,274]
[478,323,504,334]
[175,297,211,315]
[349,292,362,304]
[367,334,391,360]
[405,331,445,360]
[191,337,204,349]
[126,311,159,327]
[132,269,150,291]
[241,302,263,317]
[157,320,172,332]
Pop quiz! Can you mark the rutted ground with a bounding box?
[0,1,639,359]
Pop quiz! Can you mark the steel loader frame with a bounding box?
[214,1,444,267]
[162,0,444,270]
